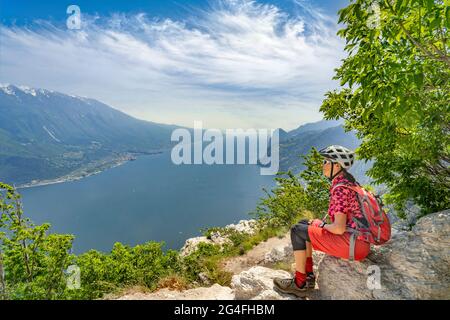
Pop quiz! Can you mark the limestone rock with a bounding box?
[317,210,450,300]
[180,219,258,257]
[225,219,258,235]
[264,243,293,264]
[179,236,211,257]
[231,266,295,300]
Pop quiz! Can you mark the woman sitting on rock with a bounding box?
[274,145,371,297]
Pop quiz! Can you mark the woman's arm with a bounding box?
[323,213,347,235]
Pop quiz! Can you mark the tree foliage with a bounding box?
[70,242,182,299]
[299,148,331,216]
[0,182,183,300]
[320,0,450,216]
[252,148,329,226]
[0,182,74,299]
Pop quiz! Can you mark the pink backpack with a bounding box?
[331,183,392,260]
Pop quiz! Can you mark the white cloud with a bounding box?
[0,0,344,130]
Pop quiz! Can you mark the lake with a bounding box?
[20,152,275,254]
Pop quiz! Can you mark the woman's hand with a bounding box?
[323,213,347,235]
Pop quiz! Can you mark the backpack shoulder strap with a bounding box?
[331,182,362,195]
[331,182,353,193]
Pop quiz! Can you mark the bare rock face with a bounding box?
[179,236,230,257]
[231,266,295,300]
[117,284,235,300]
[317,210,450,300]
[263,243,293,264]
[226,220,258,234]
[180,220,258,257]
[179,236,210,257]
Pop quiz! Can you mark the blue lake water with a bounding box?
[20,152,275,254]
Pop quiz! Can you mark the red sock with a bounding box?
[306,257,314,274]
[295,271,307,287]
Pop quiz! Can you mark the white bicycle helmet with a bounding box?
[319,145,355,170]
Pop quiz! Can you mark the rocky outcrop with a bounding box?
[180,219,258,257]
[115,210,449,300]
[318,210,450,300]
[179,236,228,257]
[263,242,293,264]
[231,266,294,300]
[227,220,258,234]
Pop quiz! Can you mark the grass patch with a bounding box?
[156,274,190,291]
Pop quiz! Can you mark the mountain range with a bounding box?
[0,84,371,186]
[0,84,181,185]
[279,120,372,185]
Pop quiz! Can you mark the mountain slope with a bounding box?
[283,119,344,141]
[0,84,180,185]
[280,123,360,172]
[279,120,372,184]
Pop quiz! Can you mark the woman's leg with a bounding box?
[294,250,306,274]
[294,241,312,274]
[306,241,312,258]
[290,223,310,275]
[273,222,312,295]
[305,241,314,277]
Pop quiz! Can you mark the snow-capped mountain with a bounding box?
[0,84,180,185]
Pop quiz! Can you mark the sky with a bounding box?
[0,0,349,130]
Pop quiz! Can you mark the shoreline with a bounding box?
[17,151,163,189]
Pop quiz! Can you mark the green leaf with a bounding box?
[414,72,424,88]
[425,0,434,11]
[445,7,450,28]
[395,0,405,13]
[430,17,441,29]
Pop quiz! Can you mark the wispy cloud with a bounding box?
[0,0,344,130]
